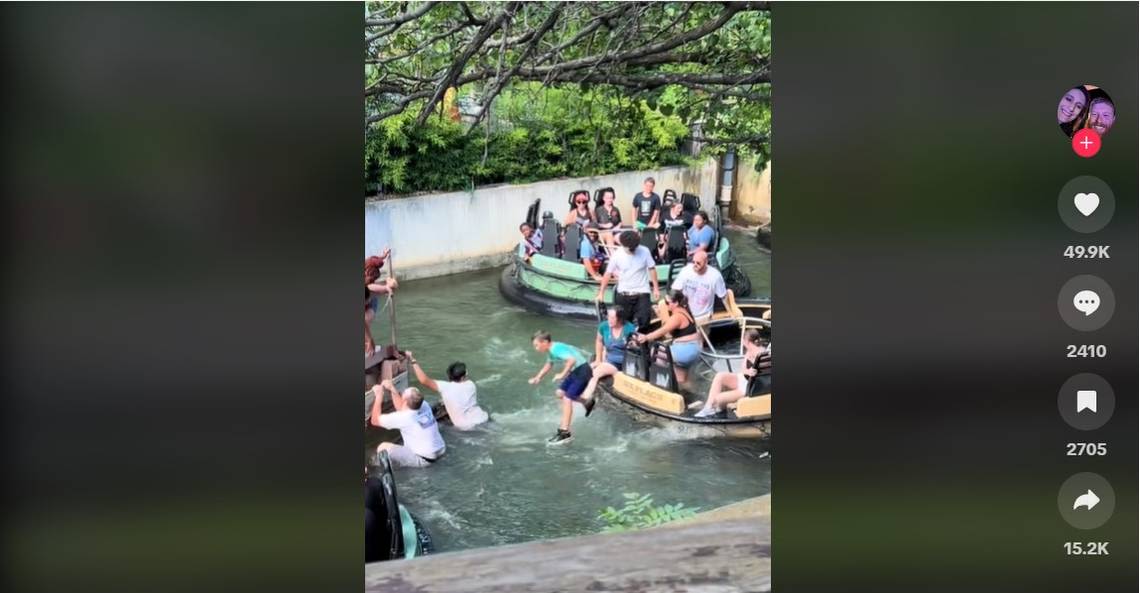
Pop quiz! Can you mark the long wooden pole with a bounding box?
[387,251,398,348]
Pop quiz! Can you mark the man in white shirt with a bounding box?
[369,379,446,468]
[596,230,660,330]
[670,250,727,320]
[405,351,489,430]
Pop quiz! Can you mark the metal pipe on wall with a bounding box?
[718,148,737,222]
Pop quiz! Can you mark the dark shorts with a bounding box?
[559,363,593,400]
[615,292,652,332]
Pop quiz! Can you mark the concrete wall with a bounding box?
[365,160,719,280]
[731,158,771,225]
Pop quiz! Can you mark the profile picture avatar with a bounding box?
[1057,84,1116,139]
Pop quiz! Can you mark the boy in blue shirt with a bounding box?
[528,330,594,444]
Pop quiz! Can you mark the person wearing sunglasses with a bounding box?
[563,190,595,228]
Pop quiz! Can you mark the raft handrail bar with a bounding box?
[698,316,770,375]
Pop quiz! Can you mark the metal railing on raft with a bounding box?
[697,316,771,375]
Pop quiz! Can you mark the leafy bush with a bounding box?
[364,87,692,197]
[597,492,699,533]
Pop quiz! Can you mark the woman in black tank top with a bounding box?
[595,189,622,245]
[564,191,595,228]
[632,291,703,385]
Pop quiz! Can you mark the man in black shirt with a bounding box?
[630,177,661,231]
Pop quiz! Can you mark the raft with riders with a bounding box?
[500,176,756,322]
[362,178,772,559]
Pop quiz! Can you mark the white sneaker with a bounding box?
[693,407,718,418]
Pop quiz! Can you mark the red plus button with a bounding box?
[1072,129,1101,158]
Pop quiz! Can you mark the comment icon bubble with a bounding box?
[1073,290,1100,316]
[1058,275,1114,332]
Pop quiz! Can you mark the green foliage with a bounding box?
[365,87,692,196]
[597,492,698,533]
[364,2,771,194]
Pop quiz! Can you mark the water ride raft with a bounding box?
[499,196,753,321]
[366,450,434,563]
[596,336,771,439]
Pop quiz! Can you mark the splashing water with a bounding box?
[366,228,771,552]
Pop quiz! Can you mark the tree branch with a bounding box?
[364,1,438,28]
[413,2,522,125]
[468,2,566,129]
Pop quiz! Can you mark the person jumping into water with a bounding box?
[528,330,594,445]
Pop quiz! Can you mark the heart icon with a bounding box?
[1074,193,1099,217]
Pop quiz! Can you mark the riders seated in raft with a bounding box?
[564,190,595,228]
[594,188,622,246]
[690,328,770,418]
[656,199,691,261]
[517,222,543,264]
[631,290,702,386]
[687,210,716,256]
[579,225,607,281]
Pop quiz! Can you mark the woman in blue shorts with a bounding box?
[633,291,702,386]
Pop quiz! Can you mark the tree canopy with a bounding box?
[365,2,770,195]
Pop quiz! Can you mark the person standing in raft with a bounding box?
[365,248,397,355]
[671,250,726,322]
[630,177,661,231]
[528,330,595,445]
[596,230,660,332]
[369,379,446,468]
[404,350,489,430]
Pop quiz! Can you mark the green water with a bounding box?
[366,228,771,551]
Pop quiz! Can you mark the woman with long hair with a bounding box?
[633,291,702,385]
[564,190,596,228]
[1057,85,1090,138]
[691,328,769,418]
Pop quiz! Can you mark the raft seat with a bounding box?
[639,228,659,262]
[622,341,648,381]
[648,342,679,393]
[539,218,560,258]
[562,224,583,263]
[664,226,686,261]
[734,394,771,419]
[680,192,700,214]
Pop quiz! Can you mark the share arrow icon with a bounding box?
[1073,489,1100,511]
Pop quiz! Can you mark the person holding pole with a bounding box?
[365,248,397,355]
